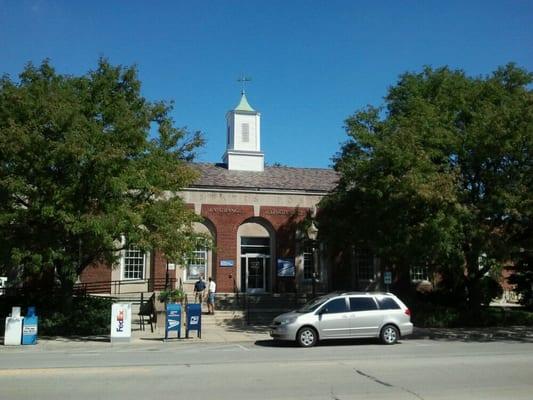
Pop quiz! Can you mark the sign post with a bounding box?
[110,303,132,343]
[384,271,392,293]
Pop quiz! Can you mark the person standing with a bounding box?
[193,276,206,304]
[207,277,216,315]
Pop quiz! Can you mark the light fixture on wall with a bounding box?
[306,221,319,241]
[306,220,319,298]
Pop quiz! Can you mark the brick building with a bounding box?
[80,92,339,296]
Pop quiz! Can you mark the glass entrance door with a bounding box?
[243,254,268,293]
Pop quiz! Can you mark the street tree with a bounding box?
[320,64,532,306]
[0,59,205,292]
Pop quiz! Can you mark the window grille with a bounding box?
[410,265,429,281]
[303,245,313,279]
[356,248,375,280]
[242,123,249,142]
[241,237,269,254]
[186,246,208,281]
[123,246,145,280]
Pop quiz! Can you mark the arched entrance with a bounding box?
[180,220,216,284]
[237,219,275,293]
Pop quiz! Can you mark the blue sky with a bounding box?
[1,1,532,168]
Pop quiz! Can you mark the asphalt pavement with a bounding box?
[1,332,532,400]
[2,320,532,352]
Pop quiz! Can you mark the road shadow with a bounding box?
[254,338,383,348]
[255,339,297,347]
[410,326,533,343]
[38,335,110,343]
[215,319,270,334]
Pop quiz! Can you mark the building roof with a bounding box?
[190,163,339,193]
[234,93,256,112]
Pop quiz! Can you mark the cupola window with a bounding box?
[242,123,249,142]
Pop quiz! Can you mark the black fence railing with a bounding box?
[73,277,177,295]
[243,291,329,324]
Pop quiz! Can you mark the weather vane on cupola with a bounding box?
[237,74,252,95]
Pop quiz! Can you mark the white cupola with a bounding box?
[222,92,264,171]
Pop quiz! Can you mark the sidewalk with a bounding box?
[2,323,531,351]
[0,317,272,351]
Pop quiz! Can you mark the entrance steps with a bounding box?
[201,310,246,327]
[99,291,314,327]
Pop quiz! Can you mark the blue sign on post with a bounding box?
[22,306,38,345]
[186,303,201,338]
[165,303,181,340]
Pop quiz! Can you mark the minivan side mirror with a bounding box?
[318,307,328,315]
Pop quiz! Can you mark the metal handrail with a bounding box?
[74,277,176,295]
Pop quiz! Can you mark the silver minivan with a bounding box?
[270,292,413,347]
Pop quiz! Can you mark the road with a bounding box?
[1,338,532,399]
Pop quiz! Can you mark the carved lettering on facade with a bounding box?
[263,209,305,216]
[208,207,243,214]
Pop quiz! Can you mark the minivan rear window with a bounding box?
[376,297,401,310]
[349,297,378,311]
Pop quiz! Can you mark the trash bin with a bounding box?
[186,303,201,338]
[165,303,181,340]
[4,307,23,346]
[22,306,38,345]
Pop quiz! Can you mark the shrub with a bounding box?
[479,276,503,306]
[157,289,185,303]
[0,294,113,336]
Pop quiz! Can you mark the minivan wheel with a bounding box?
[380,325,399,345]
[297,327,318,347]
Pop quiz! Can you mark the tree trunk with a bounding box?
[56,262,76,313]
[464,249,482,310]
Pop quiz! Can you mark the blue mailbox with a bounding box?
[186,303,201,338]
[165,303,181,340]
[22,306,38,345]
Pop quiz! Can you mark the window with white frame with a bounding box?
[122,246,145,280]
[186,245,208,281]
[303,245,313,280]
[355,248,375,280]
[410,265,429,281]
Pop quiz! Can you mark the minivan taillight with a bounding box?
[404,308,411,316]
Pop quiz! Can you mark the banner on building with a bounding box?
[277,258,295,277]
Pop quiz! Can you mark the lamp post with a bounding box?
[165,260,169,290]
[307,221,319,299]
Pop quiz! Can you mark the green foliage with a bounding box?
[410,297,533,328]
[321,63,533,306]
[394,283,527,328]
[479,276,503,305]
[410,304,460,328]
[508,252,533,309]
[0,59,205,288]
[0,294,113,336]
[157,288,185,303]
[38,296,113,336]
